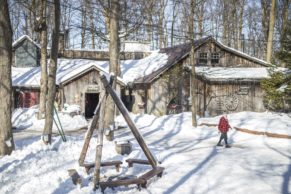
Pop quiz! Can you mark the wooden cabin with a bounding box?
[11,35,272,117]
[12,57,126,118]
[128,36,270,116]
[12,35,40,67]
[56,62,125,118]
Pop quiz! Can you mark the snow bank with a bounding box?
[62,104,81,115]
[12,107,88,132]
[199,111,291,136]
[115,112,157,128]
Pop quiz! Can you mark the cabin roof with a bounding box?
[195,67,290,83]
[195,67,269,83]
[12,58,127,88]
[12,35,40,49]
[132,36,270,84]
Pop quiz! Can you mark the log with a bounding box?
[126,158,150,168]
[100,75,157,168]
[93,93,108,190]
[99,178,145,193]
[83,160,123,174]
[78,94,105,166]
[98,167,164,192]
[138,167,165,188]
[68,169,82,185]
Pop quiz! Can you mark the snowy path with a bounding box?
[0,112,290,194]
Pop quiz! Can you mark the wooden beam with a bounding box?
[100,75,157,168]
[78,94,105,166]
[93,92,108,190]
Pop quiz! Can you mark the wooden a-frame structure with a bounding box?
[78,75,164,192]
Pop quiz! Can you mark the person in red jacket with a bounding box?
[217,114,232,148]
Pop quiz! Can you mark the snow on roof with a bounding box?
[12,59,127,88]
[12,66,41,88]
[56,59,113,85]
[195,67,270,82]
[12,52,169,88]
[12,35,40,48]
[215,40,270,66]
[120,51,169,83]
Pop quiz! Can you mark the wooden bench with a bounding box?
[99,167,165,192]
[126,158,150,167]
[83,160,123,174]
[138,167,165,188]
[99,177,145,193]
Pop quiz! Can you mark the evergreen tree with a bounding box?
[261,21,291,111]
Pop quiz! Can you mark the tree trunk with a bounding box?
[222,0,229,45]
[170,0,177,46]
[104,0,120,138]
[90,7,95,49]
[261,0,270,58]
[158,0,167,48]
[197,0,206,38]
[280,0,289,51]
[266,0,276,63]
[0,0,15,155]
[43,0,60,144]
[190,0,197,127]
[81,0,87,48]
[237,0,245,51]
[38,0,48,119]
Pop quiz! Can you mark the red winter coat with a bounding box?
[218,116,230,133]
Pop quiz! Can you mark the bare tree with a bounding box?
[158,0,168,48]
[237,0,245,51]
[170,0,179,46]
[0,0,15,155]
[189,0,197,127]
[279,0,290,51]
[81,0,88,48]
[43,0,60,144]
[196,0,206,38]
[103,0,121,138]
[89,1,96,49]
[266,0,276,62]
[261,0,271,58]
[37,0,48,119]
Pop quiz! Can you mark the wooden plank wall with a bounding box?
[195,42,264,68]
[147,63,185,116]
[196,81,266,116]
[61,70,122,113]
[14,39,40,67]
[143,41,267,116]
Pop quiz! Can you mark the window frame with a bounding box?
[211,52,220,64]
[198,52,208,64]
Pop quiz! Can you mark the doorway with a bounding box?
[85,93,99,118]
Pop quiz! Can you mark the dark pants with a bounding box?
[218,133,228,145]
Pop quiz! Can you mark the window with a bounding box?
[199,53,208,64]
[211,52,220,64]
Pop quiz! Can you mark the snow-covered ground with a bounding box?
[1,111,291,194]
[12,105,88,132]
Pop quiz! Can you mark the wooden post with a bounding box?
[100,75,157,168]
[78,94,105,166]
[93,93,107,190]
